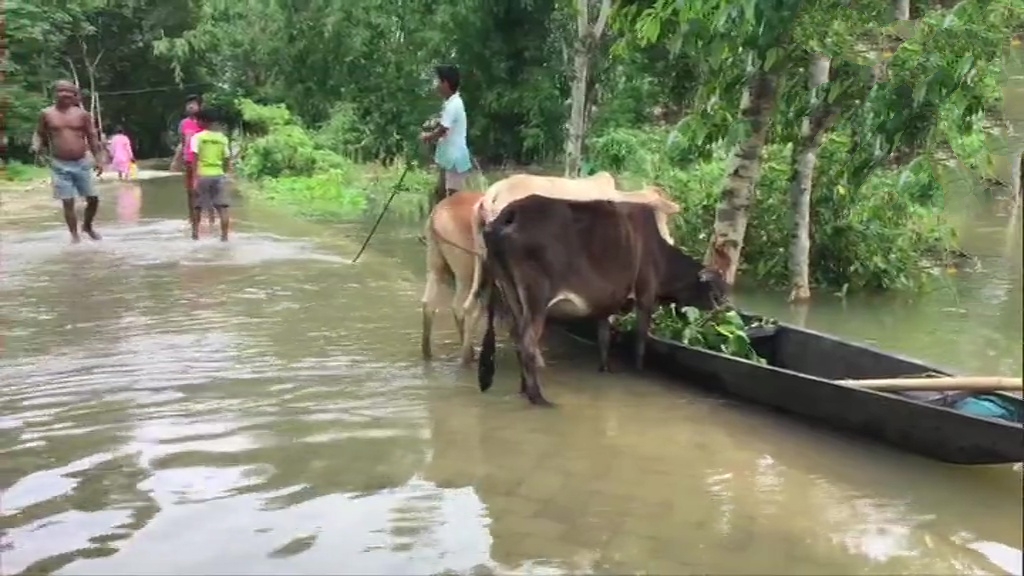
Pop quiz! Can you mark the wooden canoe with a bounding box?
[557,316,1024,466]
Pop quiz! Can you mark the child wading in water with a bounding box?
[173,94,216,231]
[107,126,135,180]
[188,109,232,241]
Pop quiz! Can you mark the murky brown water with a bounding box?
[1,178,1021,575]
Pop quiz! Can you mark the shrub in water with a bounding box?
[236,99,433,221]
[586,126,958,293]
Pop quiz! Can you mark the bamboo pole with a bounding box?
[842,376,1023,392]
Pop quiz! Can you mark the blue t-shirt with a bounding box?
[435,93,472,174]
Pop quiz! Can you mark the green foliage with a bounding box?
[256,167,433,221]
[613,305,776,363]
[152,0,575,165]
[5,0,204,160]
[314,104,373,162]
[587,126,957,292]
[2,161,50,183]
[236,99,433,221]
[6,0,1016,299]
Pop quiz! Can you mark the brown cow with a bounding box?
[476,195,730,406]
[422,191,487,365]
[463,172,680,313]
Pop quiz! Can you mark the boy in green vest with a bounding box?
[188,108,233,241]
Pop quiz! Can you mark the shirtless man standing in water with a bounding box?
[31,80,105,243]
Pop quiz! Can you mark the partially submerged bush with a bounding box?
[586,126,958,293]
[236,99,433,220]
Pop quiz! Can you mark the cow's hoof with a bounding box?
[525,392,555,407]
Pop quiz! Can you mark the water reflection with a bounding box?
[743,197,1022,378]
[116,184,143,224]
[0,179,1020,575]
[422,353,1023,575]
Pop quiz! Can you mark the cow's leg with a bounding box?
[458,297,482,366]
[452,277,475,365]
[478,287,499,392]
[452,309,466,347]
[421,235,446,361]
[597,317,613,373]
[421,275,440,360]
[518,312,552,406]
[634,306,652,371]
[514,344,529,395]
[513,283,547,369]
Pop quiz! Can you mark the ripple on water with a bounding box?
[3,205,1021,576]
[0,219,349,286]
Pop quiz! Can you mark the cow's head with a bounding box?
[698,241,733,309]
[664,240,732,311]
[696,266,731,310]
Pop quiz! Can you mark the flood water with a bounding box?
[1,178,1021,575]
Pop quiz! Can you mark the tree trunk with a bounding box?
[1010,146,1022,198]
[787,54,832,302]
[1006,190,1021,258]
[65,57,81,89]
[565,45,590,177]
[894,0,910,21]
[705,71,780,285]
[86,49,105,142]
[563,0,611,178]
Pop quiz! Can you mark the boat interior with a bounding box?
[745,319,1024,425]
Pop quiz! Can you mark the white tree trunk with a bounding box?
[1011,147,1022,198]
[565,46,590,177]
[706,71,779,285]
[563,0,611,178]
[787,54,831,302]
[894,0,910,21]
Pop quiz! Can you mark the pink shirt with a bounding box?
[179,117,202,162]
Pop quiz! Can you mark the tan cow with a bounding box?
[478,172,679,245]
[421,191,487,366]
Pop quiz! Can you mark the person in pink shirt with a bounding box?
[176,95,204,217]
[107,126,135,180]
[175,94,217,230]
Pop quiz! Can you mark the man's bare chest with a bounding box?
[46,112,87,132]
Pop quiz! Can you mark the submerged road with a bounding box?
[1,178,1022,575]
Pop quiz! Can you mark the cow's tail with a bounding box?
[477,271,498,392]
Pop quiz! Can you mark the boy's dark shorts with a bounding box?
[194,176,229,210]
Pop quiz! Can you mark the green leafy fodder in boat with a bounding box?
[612,305,777,364]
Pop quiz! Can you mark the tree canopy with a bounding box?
[8,0,1022,294]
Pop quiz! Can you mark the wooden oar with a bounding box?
[842,376,1023,393]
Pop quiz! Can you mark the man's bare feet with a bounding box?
[82,227,101,240]
[71,233,82,244]
[191,231,199,240]
[220,234,228,242]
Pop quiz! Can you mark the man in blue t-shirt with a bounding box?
[420,65,473,207]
